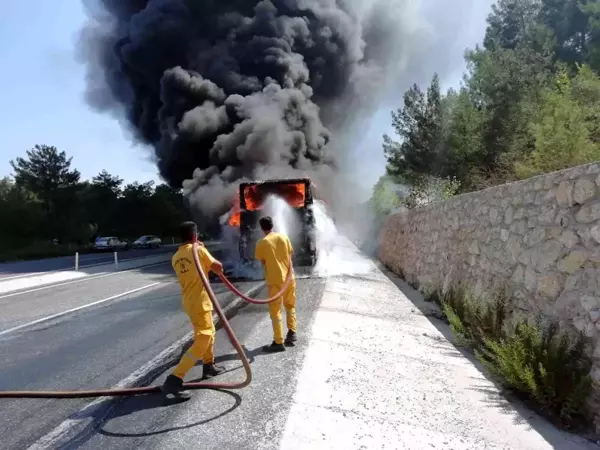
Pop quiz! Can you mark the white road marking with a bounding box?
[0,261,169,300]
[0,282,164,337]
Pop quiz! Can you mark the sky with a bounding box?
[0,1,493,192]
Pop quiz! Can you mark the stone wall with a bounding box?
[378,162,600,423]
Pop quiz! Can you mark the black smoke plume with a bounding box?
[78,0,427,220]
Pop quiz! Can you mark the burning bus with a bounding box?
[229,178,317,267]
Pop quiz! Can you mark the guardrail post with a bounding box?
[114,251,118,270]
[75,252,79,271]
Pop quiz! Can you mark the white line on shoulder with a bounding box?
[0,282,164,337]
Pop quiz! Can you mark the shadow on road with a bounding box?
[97,389,242,439]
[377,262,599,449]
[94,345,271,440]
[190,344,278,374]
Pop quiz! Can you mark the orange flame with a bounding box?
[227,182,306,227]
[228,196,241,227]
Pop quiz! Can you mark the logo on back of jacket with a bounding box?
[174,257,192,274]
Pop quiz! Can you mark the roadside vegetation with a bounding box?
[369,0,600,217]
[420,283,593,430]
[0,145,189,262]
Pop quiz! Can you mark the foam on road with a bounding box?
[69,237,596,450]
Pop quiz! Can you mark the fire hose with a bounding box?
[0,242,293,399]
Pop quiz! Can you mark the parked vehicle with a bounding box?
[94,236,129,251]
[133,235,162,249]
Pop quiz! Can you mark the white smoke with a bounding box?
[310,200,373,277]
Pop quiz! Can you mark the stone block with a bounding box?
[564,271,582,291]
[556,181,573,207]
[537,275,562,299]
[576,202,600,223]
[591,225,600,244]
[557,250,588,274]
[509,220,527,235]
[507,235,523,263]
[556,292,581,316]
[559,229,579,249]
[538,205,557,225]
[582,295,600,313]
[513,208,525,220]
[511,265,525,284]
[534,178,545,190]
[530,240,563,271]
[489,208,501,225]
[523,192,535,204]
[573,178,596,205]
[590,249,600,264]
[524,267,537,292]
[504,207,514,225]
[525,227,546,247]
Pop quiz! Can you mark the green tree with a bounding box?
[0,178,44,248]
[118,181,156,238]
[484,0,543,51]
[540,0,591,69]
[10,145,81,210]
[81,170,124,238]
[516,65,600,177]
[10,145,81,240]
[443,88,487,190]
[384,74,447,184]
[92,170,123,195]
[583,1,600,72]
[150,184,188,238]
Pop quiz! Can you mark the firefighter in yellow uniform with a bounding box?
[161,221,225,401]
[255,216,297,353]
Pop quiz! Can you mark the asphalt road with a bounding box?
[59,277,327,450]
[0,246,178,279]
[0,246,258,450]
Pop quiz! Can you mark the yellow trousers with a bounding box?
[173,309,215,379]
[268,280,296,344]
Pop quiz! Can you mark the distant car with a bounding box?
[133,235,162,249]
[94,236,129,251]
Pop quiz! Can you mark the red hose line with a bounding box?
[0,242,292,399]
[217,261,293,304]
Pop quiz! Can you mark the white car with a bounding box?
[133,235,162,249]
[94,236,129,251]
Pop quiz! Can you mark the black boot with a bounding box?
[161,374,191,402]
[202,363,225,379]
[263,341,286,353]
[284,330,297,346]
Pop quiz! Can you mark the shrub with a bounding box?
[441,286,508,347]
[441,287,592,429]
[477,321,592,427]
